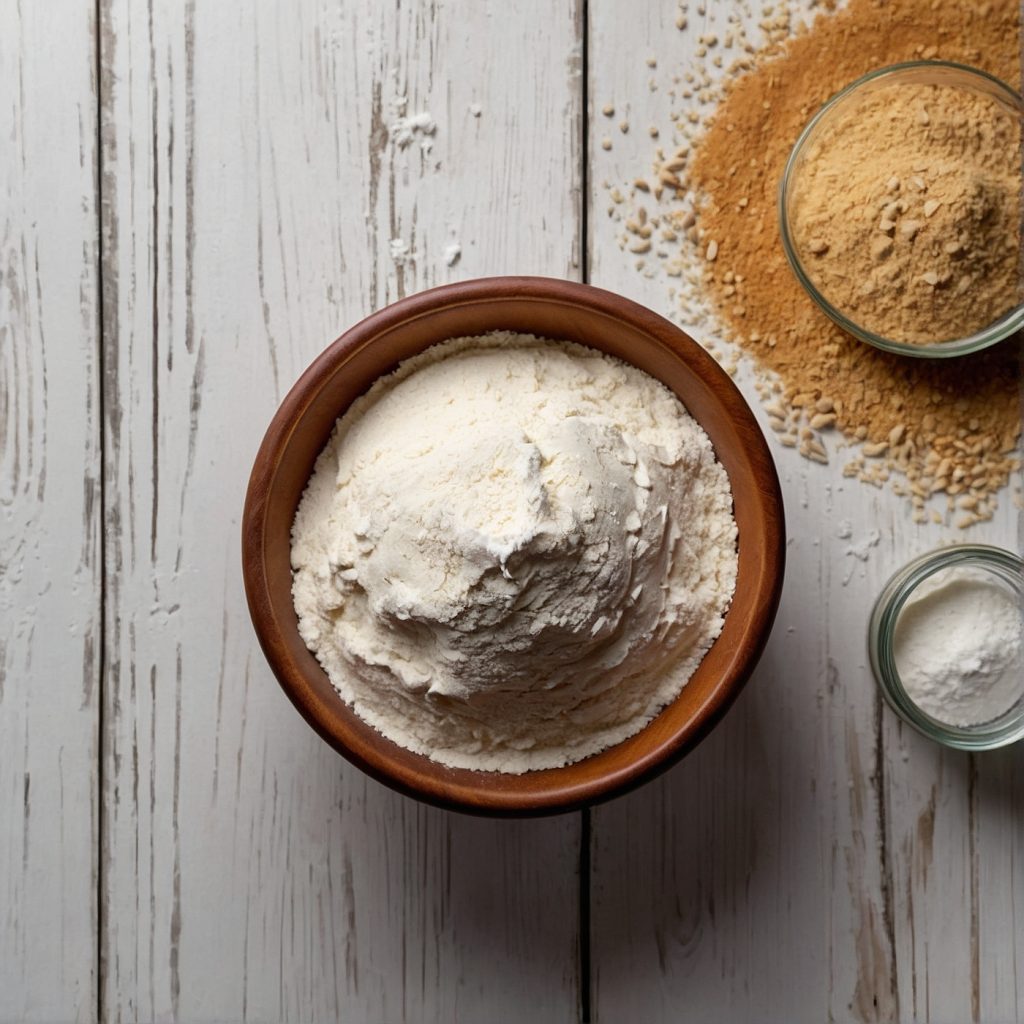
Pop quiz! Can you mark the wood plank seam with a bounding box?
[579,3,593,1023]
[95,2,108,1020]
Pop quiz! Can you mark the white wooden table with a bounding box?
[2,2,1021,1022]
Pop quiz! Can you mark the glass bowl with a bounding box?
[779,61,1024,359]
[868,544,1024,750]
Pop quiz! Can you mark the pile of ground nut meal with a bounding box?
[604,0,1022,528]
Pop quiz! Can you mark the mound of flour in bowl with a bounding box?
[291,333,737,773]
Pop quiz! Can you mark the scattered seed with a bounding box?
[923,199,941,217]
[659,167,682,189]
[705,239,719,261]
[801,440,829,464]
[884,421,909,446]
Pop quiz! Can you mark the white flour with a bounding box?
[389,108,436,151]
[442,240,461,266]
[894,565,1024,727]
[388,238,415,266]
[291,333,738,772]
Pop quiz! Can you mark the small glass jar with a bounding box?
[868,544,1024,750]
[779,61,1024,359]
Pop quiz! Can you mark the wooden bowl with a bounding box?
[242,277,785,815]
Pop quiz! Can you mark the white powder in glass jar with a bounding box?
[893,564,1024,727]
[291,332,738,772]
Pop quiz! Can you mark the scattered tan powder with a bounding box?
[660,0,1022,520]
[789,79,1021,344]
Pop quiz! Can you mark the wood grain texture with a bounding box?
[4,1,1021,1021]
[0,2,101,1021]
[586,4,1023,1023]
[99,1,582,1021]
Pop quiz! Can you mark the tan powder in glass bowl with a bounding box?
[674,0,1023,524]
[790,80,1021,345]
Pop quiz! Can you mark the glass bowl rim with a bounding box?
[778,60,1024,360]
[868,543,1024,750]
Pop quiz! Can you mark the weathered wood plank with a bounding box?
[586,4,1022,1022]
[884,677,1024,1023]
[99,2,583,1021]
[0,2,101,1021]
[971,745,1024,1022]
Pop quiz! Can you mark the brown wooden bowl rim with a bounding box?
[242,276,785,816]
